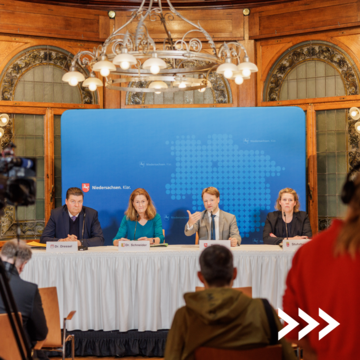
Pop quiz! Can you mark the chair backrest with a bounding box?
[0,313,24,360]
[195,232,199,245]
[39,287,62,347]
[195,286,252,298]
[195,345,282,360]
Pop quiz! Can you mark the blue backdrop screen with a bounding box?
[61,107,306,245]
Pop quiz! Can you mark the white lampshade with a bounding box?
[62,70,85,86]
[92,57,116,77]
[350,107,360,120]
[237,61,258,77]
[143,54,167,74]
[113,52,137,69]
[82,76,103,91]
[0,114,9,127]
[216,62,239,79]
[149,81,168,94]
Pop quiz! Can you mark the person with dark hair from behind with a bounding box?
[283,166,360,359]
[164,245,296,360]
[40,187,104,246]
[0,240,48,359]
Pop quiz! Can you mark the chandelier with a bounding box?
[62,0,258,94]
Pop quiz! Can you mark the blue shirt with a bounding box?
[113,213,165,243]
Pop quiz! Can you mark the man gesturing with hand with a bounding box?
[184,187,241,247]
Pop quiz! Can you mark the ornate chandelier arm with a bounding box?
[71,51,97,68]
[112,0,147,37]
[165,0,216,55]
[135,0,155,50]
[218,42,249,62]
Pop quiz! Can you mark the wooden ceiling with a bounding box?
[20,0,302,11]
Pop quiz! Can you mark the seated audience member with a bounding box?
[263,188,312,245]
[40,187,104,246]
[185,187,241,246]
[113,188,164,245]
[283,167,360,359]
[0,240,48,358]
[164,245,296,360]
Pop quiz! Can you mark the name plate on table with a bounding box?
[46,241,78,253]
[283,239,310,251]
[199,240,231,250]
[118,241,150,252]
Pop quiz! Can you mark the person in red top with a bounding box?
[283,165,360,360]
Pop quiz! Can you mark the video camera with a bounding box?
[0,142,36,215]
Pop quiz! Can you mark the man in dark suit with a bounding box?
[0,240,48,352]
[40,187,104,247]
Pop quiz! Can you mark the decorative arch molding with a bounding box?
[0,45,95,104]
[264,41,360,102]
[126,60,232,105]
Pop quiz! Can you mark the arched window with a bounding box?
[264,41,360,230]
[0,46,96,239]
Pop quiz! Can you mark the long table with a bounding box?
[21,245,295,332]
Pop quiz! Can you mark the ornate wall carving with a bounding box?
[264,41,360,102]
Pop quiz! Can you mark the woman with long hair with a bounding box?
[263,187,312,245]
[283,166,360,359]
[113,188,164,245]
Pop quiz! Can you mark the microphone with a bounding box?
[133,213,139,240]
[79,208,88,251]
[284,212,289,240]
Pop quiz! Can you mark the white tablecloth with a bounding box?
[21,245,295,332]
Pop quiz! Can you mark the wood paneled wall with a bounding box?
[250,0,360,39]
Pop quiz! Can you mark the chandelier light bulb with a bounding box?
[100,68,110,77]
[0,114,9,126]
[89,83,97,91]
[224,69,233,79]
[350,107,360,120]
[150,65,160,74]
[179,82,186,89]
[0,128,4,138]
[198,87,206,93]
[69,78,79,86]
[235,75,244,85]
[120,61,130,70]
[242,68,251,77]
[355,121,360,133]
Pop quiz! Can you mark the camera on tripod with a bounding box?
[0,141,36,215]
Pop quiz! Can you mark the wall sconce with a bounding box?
[108,11,116,19]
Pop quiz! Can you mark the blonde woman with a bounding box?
[113,188,164,245]
[263,188,312,245]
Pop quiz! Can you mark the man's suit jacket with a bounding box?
[0,262,48,346]
[263,210,312,245]
[184,209,241,245]
[40,205,104,247]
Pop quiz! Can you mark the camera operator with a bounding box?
[0,240,48,359]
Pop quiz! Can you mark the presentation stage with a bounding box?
[61,107,306,245]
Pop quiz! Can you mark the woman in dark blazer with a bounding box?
[263,188,312,245]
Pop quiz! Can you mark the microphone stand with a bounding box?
[283,212,289,240]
